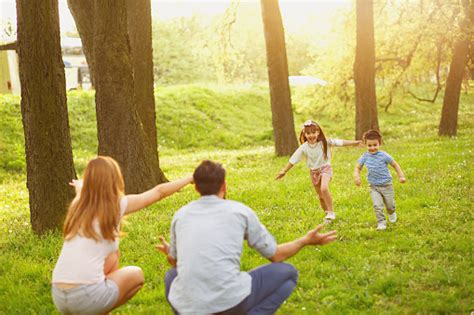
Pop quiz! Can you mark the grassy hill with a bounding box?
[0,85,473,313]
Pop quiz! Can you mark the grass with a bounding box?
[0,85,473,314]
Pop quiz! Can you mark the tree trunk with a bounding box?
[439,1,473,136]
[67,0,95,86]
[438,39,470,136]
[260,0,298,156]
[354,0,379,139]
[94,0,165,193]
[16,0,76,234]
[126,0,158,151]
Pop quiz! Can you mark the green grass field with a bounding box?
[0,85,473,314]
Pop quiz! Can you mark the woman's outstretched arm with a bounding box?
[125,176,193,215]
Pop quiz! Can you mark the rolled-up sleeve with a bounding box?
[245,210,277,258]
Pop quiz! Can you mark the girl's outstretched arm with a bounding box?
[275,163,294,180]
[341,140,363,147]
[125,176,194,215]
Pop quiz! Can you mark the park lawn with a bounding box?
[0,86,473,313]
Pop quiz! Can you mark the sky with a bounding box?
[0,0,351,40]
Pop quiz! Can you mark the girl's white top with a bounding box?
[52,197,128,284]
[289,139,343,170]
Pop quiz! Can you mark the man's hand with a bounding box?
[155,236,170,255]
[155,236,177,267]
[303,225,337,246]
[275,172,286,180]
[354,177,361,186]
[399,177,406,184]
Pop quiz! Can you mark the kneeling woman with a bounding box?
[52,156,192,314]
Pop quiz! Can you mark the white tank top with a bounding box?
[52,197,128,284]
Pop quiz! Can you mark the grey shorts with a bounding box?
[52,279,119,315]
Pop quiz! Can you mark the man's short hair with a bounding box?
[362,129,383,144]
[193,160,226,196]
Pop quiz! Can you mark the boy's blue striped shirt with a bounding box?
[357,151,393,185]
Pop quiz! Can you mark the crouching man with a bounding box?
[157,160,337,314]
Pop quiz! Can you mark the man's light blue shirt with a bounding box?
[357,151,394,185]
[168,195,277,314]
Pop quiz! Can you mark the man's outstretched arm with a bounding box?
[270,225,337,263]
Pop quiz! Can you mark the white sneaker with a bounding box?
[388,212,397,223]
[324,212,336,223]
[376,223,387,231]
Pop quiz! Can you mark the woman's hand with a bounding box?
[69,179,83,195]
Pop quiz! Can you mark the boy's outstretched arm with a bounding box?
[269,225,337,263]
[390,160,406,183]
[275,162,294,180]
[354,164,362,186]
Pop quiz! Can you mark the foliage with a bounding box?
[152,16,216,84]
[0,86,473,313]
[151,3,314,85]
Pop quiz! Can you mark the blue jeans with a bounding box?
[165,263,298,314]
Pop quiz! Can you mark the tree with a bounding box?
[16,0,76,233]
[68,0,167,190]
[66,0,95,86]
[354,0,379,139]
[126,0,158,150]
[439,0,473,136]
[260,0,298,156]
[94,0,165,193]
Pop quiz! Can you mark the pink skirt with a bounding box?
[309,164,333,186]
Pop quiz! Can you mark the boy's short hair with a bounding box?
[363,130,383,144]
[193,160,226,196]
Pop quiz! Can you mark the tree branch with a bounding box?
[0,42,16,51]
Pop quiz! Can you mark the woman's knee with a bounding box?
[122,266,144,286]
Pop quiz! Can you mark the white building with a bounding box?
[0,36,90,95]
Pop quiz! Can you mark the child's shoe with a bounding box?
[376,222,387,231]
[388,212,397,223]
[324,211,336,223]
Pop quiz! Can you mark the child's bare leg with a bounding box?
[314,184,328,211]
[104,250,120,275]
[319,175,333,212]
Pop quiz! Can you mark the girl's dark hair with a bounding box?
[299,122,329,160]
[193,160,226,196]
[362,129,383,144]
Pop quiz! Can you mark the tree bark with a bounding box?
[438,38,470,136]
[66,0,95,86]
[260,0,298,156]
[126,0,158,150]
[438,1,473,136]
[16,0,76,234]
[94,0,165,193]
[354,0,379,139]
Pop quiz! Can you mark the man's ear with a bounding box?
[194,185,201,194]
[220,181,227,194]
